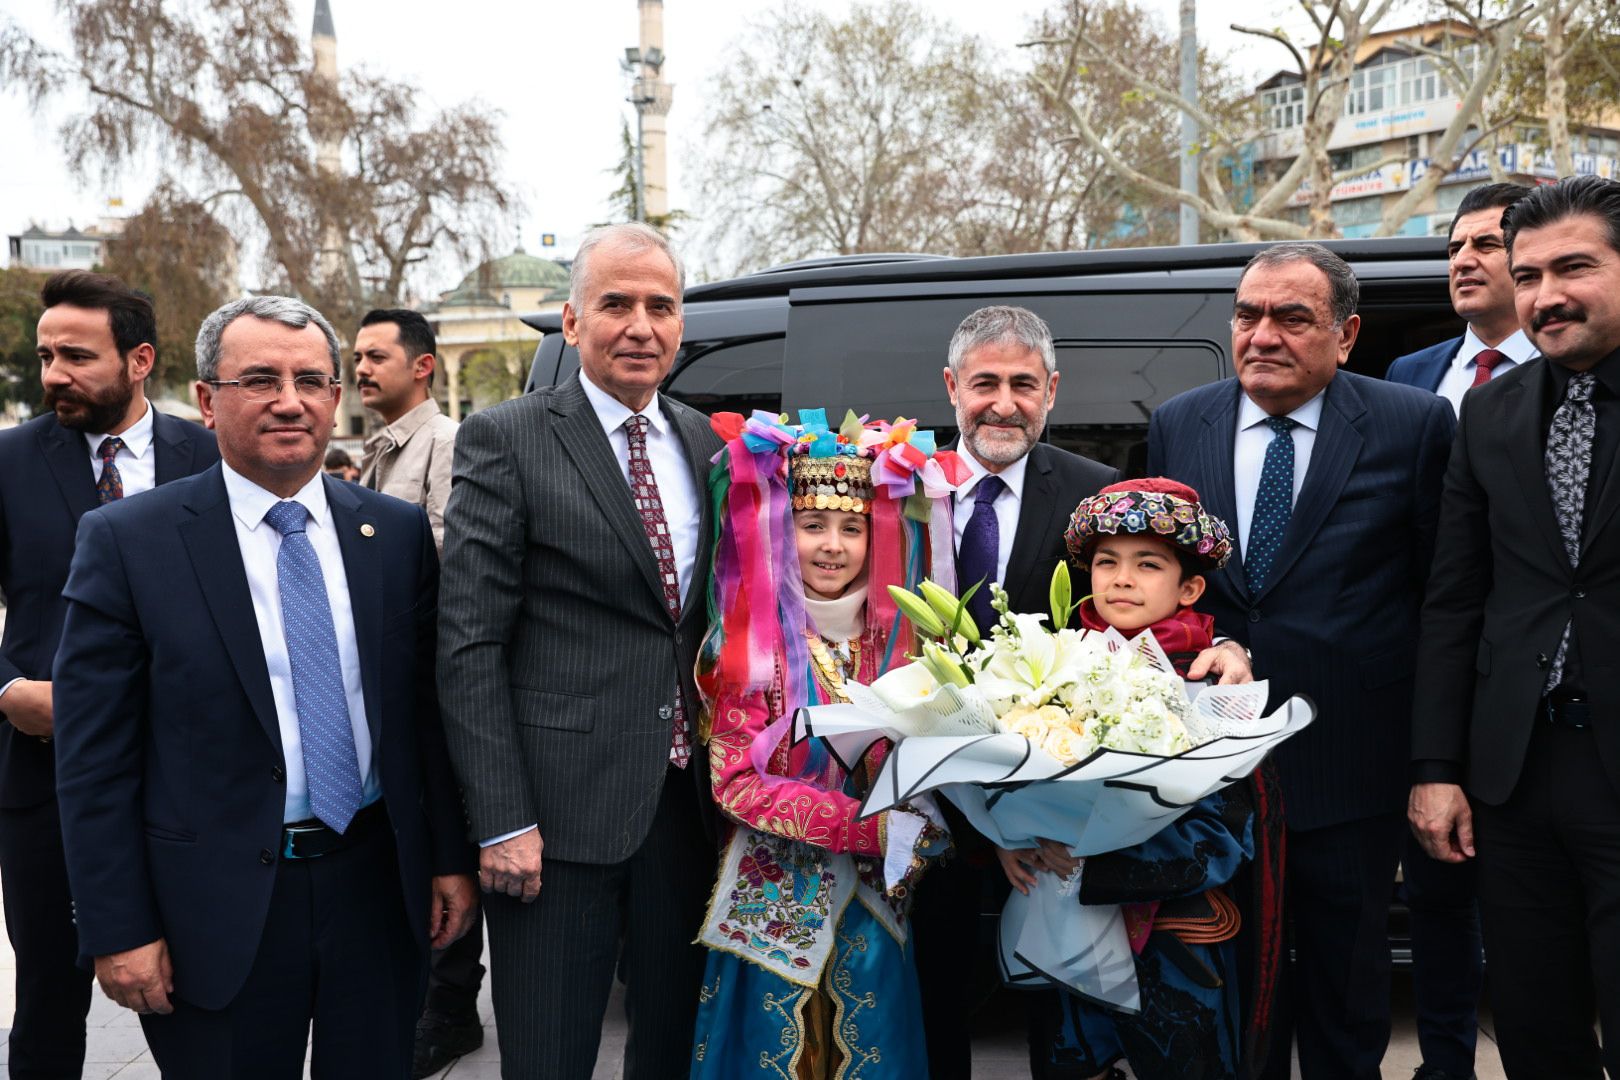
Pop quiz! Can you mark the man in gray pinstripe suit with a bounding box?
[437,223,721,1078]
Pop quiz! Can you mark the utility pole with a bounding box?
[1178,0,1200,246]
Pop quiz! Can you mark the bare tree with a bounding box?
[1500,0,1620,174]
[1,0,513,324]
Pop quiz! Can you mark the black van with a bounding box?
[524,237,1457,481]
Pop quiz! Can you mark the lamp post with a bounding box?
[621,45,665,223]
[1178,0,1200,246]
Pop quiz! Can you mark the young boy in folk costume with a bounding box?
[691,410,962,1080]
[1001,478,1285,1080]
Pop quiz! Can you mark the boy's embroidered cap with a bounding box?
[1065,477,1234,570]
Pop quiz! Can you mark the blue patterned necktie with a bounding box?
[1244,416,1298,595]
[957,474,1007,631]
[96,437,125,504]
[1544,372,1596,691]
[264,500,363,832]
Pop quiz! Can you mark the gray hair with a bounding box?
[568,222,686,313]
[1237,242,1360,328]
[947,305,1056,374]
[195,295,342,382]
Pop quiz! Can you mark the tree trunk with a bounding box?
[1546,2,1574,177]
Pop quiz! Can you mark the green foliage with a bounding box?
[0,267,45,410]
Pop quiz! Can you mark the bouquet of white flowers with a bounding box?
[794,564,1314,1011]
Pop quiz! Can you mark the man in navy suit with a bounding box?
[0,270,218,1079]
[1388,182,1537,414]
[1148,244,1455,1078]
[1385,181,1531,1080]
[51,296,477,1078]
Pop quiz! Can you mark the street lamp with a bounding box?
[621,46,666,223]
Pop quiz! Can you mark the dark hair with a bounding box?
[1448,182,1532,241]
[324,448,354,470]
[360,308,437,388]
[1503,175,1620,257]
[40,270,158,359]
[1237,242,1359,327]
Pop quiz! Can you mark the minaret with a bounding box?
[311,0,346,287]
[635,0,674,224]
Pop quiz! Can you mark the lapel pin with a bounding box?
[360,523,375,537]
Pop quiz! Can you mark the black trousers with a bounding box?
[0,797,93,1080]
[1261,812,1405,1080]
[911,841,995,1080]
[1473,722,1620,1079]
[139,824,423,1079]
[1401,830,1483,1076]
[482,765,711,1080]
[426,908,485,1014]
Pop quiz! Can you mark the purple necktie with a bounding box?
[957,475,1006,632]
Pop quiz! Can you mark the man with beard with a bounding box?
[914,305,1253,1078]
[0,270,217,1078]
[1411,175,1620,1075]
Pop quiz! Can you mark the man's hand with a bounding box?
[429,873,480,949]
[1408,782,1475,863]
[480,828,542,902]
[1,679,53,738]
[1187,641,1253,685]
[94,939,174,1015]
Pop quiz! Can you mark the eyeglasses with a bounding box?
[208,374,340,401]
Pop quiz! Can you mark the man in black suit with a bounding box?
[914,305,1252,1078]
[1384,181,1532,1080]
[51,295,477,1078]
[437,223,719,1078]
[0,270,217,1079]
[1149,245,1455,1078]
[1411,175,1620,1076]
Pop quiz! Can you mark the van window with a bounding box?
[1046,340,1223,476]
[663,336,785,416]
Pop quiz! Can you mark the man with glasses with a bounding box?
[0,270,217,1080]
[1148,244,1455,1078]
[51,296,477,1078]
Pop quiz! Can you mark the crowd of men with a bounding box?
[0,175,1615,1080]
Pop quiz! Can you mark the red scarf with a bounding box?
[1077,599,1215,677]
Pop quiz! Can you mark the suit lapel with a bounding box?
[177,467,283,758]
[151,409,199,485]
[1256,376,1364,602]
[1003,445,1063,605]
[38,419,98,522]
[550,375,668,609]
[327,477,384,746]
[1502,366,1575,571]
[1197,383,1248,603]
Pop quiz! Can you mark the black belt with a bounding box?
[281,800,387,860]
[1540,696,1591,729]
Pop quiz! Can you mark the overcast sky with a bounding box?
[1,0,1304,291]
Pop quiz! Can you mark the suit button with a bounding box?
[659,705,674,720]
[1574,589,1587,599]
[1248,609,1261,623]
[259,848,275,865]
[1537,653,1550,669]
[271,765,285,783]
[675,632,684,646]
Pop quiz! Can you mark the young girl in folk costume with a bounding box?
[1004,478,1285,1080]
[690,409,964,1080]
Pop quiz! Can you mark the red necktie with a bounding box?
[1471,349,1506,387]
[623,415,691,768]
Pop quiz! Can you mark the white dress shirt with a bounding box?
[951,450,1030,589]
[580,370,702,608]
[82,399,156,497]
[221,463,379,824]
[1234,391,1325,557]
[1433,327,1538,417]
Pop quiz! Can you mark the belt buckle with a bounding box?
[281,822,326,860]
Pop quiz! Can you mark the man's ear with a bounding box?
[416,353,436,385]
[942,366,958,406]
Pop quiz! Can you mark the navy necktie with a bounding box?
[957,474,1007,631]
[1244,416,1298,595]
[265,500,364,832]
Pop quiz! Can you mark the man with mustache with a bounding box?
[1411,175,1620,1076]
[914,305,1258,1078]
[1384,181,1532,1080]
[0,270,218,1079]
[51,295,477,1078]
[1149,245,1455,1078]
[354,309,459,557]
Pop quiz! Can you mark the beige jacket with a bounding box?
[359,398,459,553]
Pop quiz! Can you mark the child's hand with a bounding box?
[1036,838,1081,877]
[995,846,1043,895]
